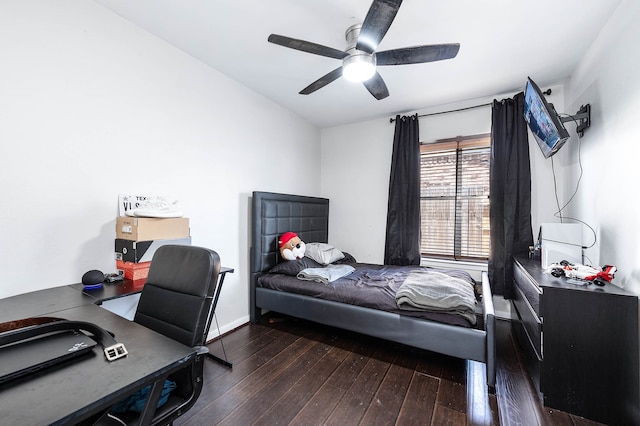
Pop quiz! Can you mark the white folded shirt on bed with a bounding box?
[297,264,355,284]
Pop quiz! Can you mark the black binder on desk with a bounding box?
[0,330,97,385]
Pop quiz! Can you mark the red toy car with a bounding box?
[545,260,616,286]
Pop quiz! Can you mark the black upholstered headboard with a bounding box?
[250,191,330,322]
[250,191,329,276]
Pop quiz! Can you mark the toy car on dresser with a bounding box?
[545,260,616,286]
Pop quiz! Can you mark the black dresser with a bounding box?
[511,256,639,425]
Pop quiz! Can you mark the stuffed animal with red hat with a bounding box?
[279,232,306,260]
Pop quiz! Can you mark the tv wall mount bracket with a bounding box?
[560,104,591,138]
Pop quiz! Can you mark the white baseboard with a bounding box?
[206,315,250,342]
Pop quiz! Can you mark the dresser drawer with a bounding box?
[512,284,542,359]
[511,302,542,392]
[513,260,541,316]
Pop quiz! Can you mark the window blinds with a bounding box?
[419,134,490,260]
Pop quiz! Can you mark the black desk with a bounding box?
[0,287,196,425]
[71,267,235,368]
[68,266,233,304]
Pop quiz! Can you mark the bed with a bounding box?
[249,191,496,388]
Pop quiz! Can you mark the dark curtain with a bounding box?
[489,93,534,299]
[384,114,421,266]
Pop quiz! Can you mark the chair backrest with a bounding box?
[134,245,221,347]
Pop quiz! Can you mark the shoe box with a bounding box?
[116,217,190,241]
[116,260,152,281]
[115,237,192,263]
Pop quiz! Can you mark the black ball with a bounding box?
[82,269,104,286]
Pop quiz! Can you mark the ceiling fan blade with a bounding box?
[363,72,389,100]
[299,67,343,95]
[376,43,460,66]
[268,34,347,60]
[356,0,403,54]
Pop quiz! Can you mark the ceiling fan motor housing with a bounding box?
[342,24,376,81]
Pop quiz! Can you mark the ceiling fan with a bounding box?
[267,0,460,100]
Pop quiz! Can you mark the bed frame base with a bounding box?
[253,274,495,388]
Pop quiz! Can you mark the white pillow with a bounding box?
[304,243,345,265]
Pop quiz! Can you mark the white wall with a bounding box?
[0,0,321,335]
[562,0,640,294]
[321,119,394,263]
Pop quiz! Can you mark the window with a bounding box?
[420,134,491,261]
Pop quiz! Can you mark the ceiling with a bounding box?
[94,0,621,128]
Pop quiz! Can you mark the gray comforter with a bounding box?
[258,263,479,328]
[395,270,477,325]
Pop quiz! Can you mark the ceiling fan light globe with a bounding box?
[343,62,376,82]
[342,53,376,82]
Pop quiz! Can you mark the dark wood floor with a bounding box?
[175,315,605,426]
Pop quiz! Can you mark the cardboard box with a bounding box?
[116,217,190,241]
[115,237,192,263]
[116,260,151,281]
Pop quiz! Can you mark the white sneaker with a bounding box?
[126,197,183,218]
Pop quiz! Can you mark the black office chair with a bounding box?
[101,245,221,426]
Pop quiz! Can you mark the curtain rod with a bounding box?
[389,102,492,123]
[389,88,552,123]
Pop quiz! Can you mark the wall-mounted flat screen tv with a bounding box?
[523,77,570,158]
